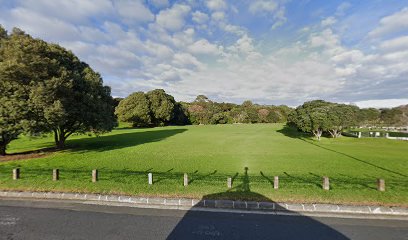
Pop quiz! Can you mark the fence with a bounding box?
[4,167,402,193]
[345,131,408,140]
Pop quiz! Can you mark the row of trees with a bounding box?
[0,26,116,155]
[358,105,408,127]
[115,92,293,127]
[288,100,359,140]
[288,100,408,140]
[183,95,292,125]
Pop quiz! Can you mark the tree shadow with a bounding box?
[64,129,187,153]
[278,125,407,178]
[189,170,217,184]
[284,172,321,188]
[153,168,175,184]
[167,167,349,239]
[260,171,280,189]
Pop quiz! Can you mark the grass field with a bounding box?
[1,123,407,206]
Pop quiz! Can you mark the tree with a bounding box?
[258,108,270,123]
[326,104,358,138]
[146,89,176,126]
[288,100,332,140]
[1,27,116,149]
[357,108,380,126]
[0,26,33,155]
[210,112,229,124]
[115,92,152,127]
[241,100,259,123]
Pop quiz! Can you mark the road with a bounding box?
[0,199,407,240]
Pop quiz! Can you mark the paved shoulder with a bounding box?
[0,199,407,240]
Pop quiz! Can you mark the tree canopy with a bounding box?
[288,100,358,140]
[0,26,116,153]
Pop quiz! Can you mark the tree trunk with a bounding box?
[313,129,322,141]
[54,129,67,149]
[0,144,6,156]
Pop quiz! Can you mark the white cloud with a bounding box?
[379,36,408,52]
[354,99,408,108]
[248,0,288,29]
[206,0,227,11]
[156,4,191,31]
[192,11,209,24]
[114,0,154,24]
[2,0,407,106]
[211,11,225,21]
[18,0,113,23]
[249,0,279,13]
[368,7,408,38]
[188,39,221,55]
[321,17,337,27]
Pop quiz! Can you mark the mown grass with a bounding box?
[0,123,407,206]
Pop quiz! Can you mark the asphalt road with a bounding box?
[0,199,407,240]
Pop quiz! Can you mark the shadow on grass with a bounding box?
[167,167,349,240]
[278,125,407,178]
[284,171,321,188]
[65,128,187,153]
[189,170,217,184]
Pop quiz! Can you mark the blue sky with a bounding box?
[1,0,408,107]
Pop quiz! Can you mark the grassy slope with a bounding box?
[0,124,407,206]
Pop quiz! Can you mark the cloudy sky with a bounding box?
[1,0,407,107]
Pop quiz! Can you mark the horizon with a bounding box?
[1,0,407,108]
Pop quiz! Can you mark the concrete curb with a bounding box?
[0,191,407,216]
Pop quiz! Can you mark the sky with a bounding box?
[0,0,408,108]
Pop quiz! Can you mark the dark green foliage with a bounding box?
[115,92,152,127]
[357,108,381,125]
[288,100,358,140]
[116,89,188,127]
[0,27,116,151]
[146,89,176,126]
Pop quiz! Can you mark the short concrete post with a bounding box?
[92,169,98,182]
[358,132,362,138]
[227,177,232,189]
[274,176,279,189]
[53,169,59,181]
[12,168,20,180]
[148,173,153,185]
[322,176,330,190]
[377,179,385,192]
[183,173,188,186]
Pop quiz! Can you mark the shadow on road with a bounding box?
[167,167,349,240]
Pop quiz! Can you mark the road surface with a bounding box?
[0,199,407,240]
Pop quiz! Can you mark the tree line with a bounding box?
[0,26,116,155]
[288,100,408,140]
[115,92,293,127]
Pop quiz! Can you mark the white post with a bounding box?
[227,177,232,189]
[148,173,153,185]
[183,173,188,186]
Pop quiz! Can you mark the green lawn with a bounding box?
[1,123,407,206]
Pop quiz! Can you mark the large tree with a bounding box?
[115,92,152,127]
[146,89,176,126]
[326,104,358,138]
[0,27,116,149]
[288,100,332,140]
[0,26,28,155]
[289,100,358,140]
